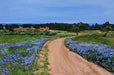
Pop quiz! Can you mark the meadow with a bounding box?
[73,31,114,46]
[0,30,75,75]
[0,38,50,75]
[0,30,75,44]
[0,30,114,75]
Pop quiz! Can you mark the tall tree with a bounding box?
[72,24,80,35]
[102,22,112,37]
[0,24,3,30]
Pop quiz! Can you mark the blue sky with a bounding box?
[0,0,114,24]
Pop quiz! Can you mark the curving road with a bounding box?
[48,38,113,75]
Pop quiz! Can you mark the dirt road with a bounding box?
[48,38,113,75]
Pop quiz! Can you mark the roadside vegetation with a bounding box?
[65,37,114,72]
[72,31,114,46]
[0,32,75,44]
[0,38,50,75]
[65,31,114,72]
[0,29,75,75]
[0,30,57,35]
[34,40,51,75]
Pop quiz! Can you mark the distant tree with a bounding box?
[33,24,40,29]
[101,22,112,37]
[89,25,95,30]
[78,22,89,30]
[22,24,31,28]
[93,23,102,30]
[11,24,19,29]
[4,24,14,31]
[94,23,98,30]
[72,24,80,35]
[0,24,3,30]
[110,24,114,31]
[5,24,10,30]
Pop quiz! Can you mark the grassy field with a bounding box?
[0,30,75,75]
[1,30,113,45]
[72,31,114,46]
[65,31,114,72]
[0,31,75,44]
[0,30,114,74]
[79,30,101,36]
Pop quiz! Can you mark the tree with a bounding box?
[5,24,14,31]
[78,22,89,30]
[0,24,3,30]
[72,24,80,35]
[101,22,112,37]
[111,24,114,31]
[11,24,19,29]
[22,24,31,28]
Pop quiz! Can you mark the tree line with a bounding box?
[0,22,114,32]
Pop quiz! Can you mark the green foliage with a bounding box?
[4,24,19,30]
[1,22,114,33]
[9,70,26,75]
[72,34,113,46]
[0,24,3,30]
[72,24,80,35]
[0,30,57,35]
[0,33,75,44]
[101,22,112,37]
[42,42,50,72]
[107,31,114,38]
[40,72,49,75]
[36,41,51,75]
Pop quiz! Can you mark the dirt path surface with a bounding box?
[48,38,113,75]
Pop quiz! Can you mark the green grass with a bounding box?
[79,30,100,36]
[72,34,114,46]
[107,31,114,38]
[35,40,51,75]
[0,30,57,35]
[40,41,50,75]
[0,33,75,44]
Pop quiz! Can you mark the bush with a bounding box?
[0,30,57,35]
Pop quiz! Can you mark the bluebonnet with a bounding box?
[65,38,114,72]
[0,38,50,75]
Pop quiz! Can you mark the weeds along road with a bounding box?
[48,38,113,75]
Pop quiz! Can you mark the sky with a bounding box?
[0,0,114,24]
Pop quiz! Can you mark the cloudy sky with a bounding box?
[0,0,114,24]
